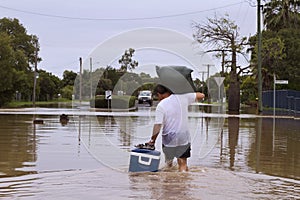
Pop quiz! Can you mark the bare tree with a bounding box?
[192,14,249,114]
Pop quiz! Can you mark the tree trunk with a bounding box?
[228,49,240,114]
[228,74,240,114]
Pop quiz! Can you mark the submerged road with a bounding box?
[0,107,297,119]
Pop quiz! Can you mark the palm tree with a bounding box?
[263,0,300,31]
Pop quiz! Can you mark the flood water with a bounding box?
[0,106,299,199]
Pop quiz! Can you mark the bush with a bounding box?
[241,76,257,105]
[92,95,136,109]
[61,85,73,100]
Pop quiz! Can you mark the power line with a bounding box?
[0,1,246,21]
[244,0,257,7]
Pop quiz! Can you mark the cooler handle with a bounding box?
[138,155,152,165]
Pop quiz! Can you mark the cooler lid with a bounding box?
[131,148,161,156]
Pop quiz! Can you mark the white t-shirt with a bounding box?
[154,93,196,147]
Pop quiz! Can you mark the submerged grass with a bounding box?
[4,98,72,108]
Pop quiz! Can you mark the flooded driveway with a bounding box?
[0,107,299,199]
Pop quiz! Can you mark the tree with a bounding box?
[60,70,77,99]
[262,0,300,90]
[61,85,73,100]
[240,75,257,105]
[261,36,286,89]
[118,48,138,72]
[0,18,39,71]
[103,66,120,88]
[62,70,77,87]
[263,0,300,31]
[249,33,286,90]
[37,70,61,101]
[192,14,249,114]
[280,28,300,90]
[0,17,40,106]
[248,1,300,92]
[0,32,15,106]
[13,70,34,101]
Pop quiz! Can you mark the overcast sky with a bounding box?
[0,0,257,78]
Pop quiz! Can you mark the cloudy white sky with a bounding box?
[0,0,257,78]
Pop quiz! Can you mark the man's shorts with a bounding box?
[162,143,191,161]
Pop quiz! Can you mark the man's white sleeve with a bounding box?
[154,106,164,124]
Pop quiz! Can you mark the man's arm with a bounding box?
[148,124,162,145]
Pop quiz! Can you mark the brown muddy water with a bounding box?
[0,107,299,199]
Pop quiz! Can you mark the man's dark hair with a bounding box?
[153,84,173,95]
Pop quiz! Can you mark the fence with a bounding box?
[262,90,300,117]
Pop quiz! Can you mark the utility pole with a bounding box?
[90,57,93,100]
[198,71,207,94]
[257,0,263,113]
[203,64,214,103]
[79,57,82,106]
[33,40,38,107]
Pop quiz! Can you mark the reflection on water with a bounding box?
[219,117,300,180]
[253,118,300,180]
[0,115,37,177]
[228,117,239,170]
[0,109,299,199]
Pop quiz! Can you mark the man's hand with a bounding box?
[147,139,155,146]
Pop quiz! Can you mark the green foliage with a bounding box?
[137,82,156,91]
[102,66,121,87]
[263,0,300,31]
[112,95,136,109]
[13,70,33,101]
[93,66,156,97]
[278,28,300,90]
[0,32,14,106]
[246,0,300,104]
[193,78,207,94]
[91,95,105,108]
[241,76,257,104]
[0,18,159,106]
[258,35,286,90]
[0,17,39,106]
[97,78,112,95]
[249,28,300,91]
[92,95,136,109]
[62,70,77,87]
[61,85,73,100]
[253,0,300,90]
[37,70,61,101]
[118,48,138,72]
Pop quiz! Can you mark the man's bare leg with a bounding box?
[166,159,173,168]
[177,158,188,172]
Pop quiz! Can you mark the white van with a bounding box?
[138,90,153,106]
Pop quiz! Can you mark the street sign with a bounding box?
[214,77,225,87]
[273,75,288,117]
[105,90,112,100]
[275,80,288,84]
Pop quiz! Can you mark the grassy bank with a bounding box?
[3,98,72,108]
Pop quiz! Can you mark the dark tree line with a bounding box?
[0,17,82,106]
[0,20,154,107]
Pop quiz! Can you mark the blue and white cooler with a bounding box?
[129,148,161,172]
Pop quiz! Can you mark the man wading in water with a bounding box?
[147,84,205,172]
